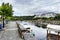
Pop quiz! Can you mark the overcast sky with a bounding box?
[0,0,60,16]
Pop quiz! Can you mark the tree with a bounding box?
[54,14,60,20]
[0,2,13,28]
[0,2,13,17]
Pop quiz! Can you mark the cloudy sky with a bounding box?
[0,0,60,16]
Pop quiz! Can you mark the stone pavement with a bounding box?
[0,21,23,40]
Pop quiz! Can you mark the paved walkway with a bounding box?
[0,21,23,40]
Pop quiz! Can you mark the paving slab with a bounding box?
[0,21,23,40]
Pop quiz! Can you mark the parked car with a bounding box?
[0,22,3,29]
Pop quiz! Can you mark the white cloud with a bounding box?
[0,0,60,16]
[2,0,15,4]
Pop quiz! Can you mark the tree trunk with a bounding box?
[3,17,4,28]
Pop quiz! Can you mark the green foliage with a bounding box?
[54,14,60,20]
[33,17,41,20]
[41,17,48,20]
[11,16,35,20]
[0,2,13,18]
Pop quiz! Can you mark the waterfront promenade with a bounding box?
[0,21,47,40]
[0,21,23,40]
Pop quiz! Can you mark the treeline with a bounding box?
[33,14,60,20]
[11,16,35,20]
[10,14,60,21]
[54,14,60,20]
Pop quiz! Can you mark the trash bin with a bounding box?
[0,24,2,29]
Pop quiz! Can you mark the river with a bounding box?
[17,21,47,40]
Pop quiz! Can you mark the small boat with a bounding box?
[47,24,60,40]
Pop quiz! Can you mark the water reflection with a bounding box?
[18,21,47,40]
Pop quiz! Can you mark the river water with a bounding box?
[18,21,47,40]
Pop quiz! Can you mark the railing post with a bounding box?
[58,32,59,40]
[47,29,49,40]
